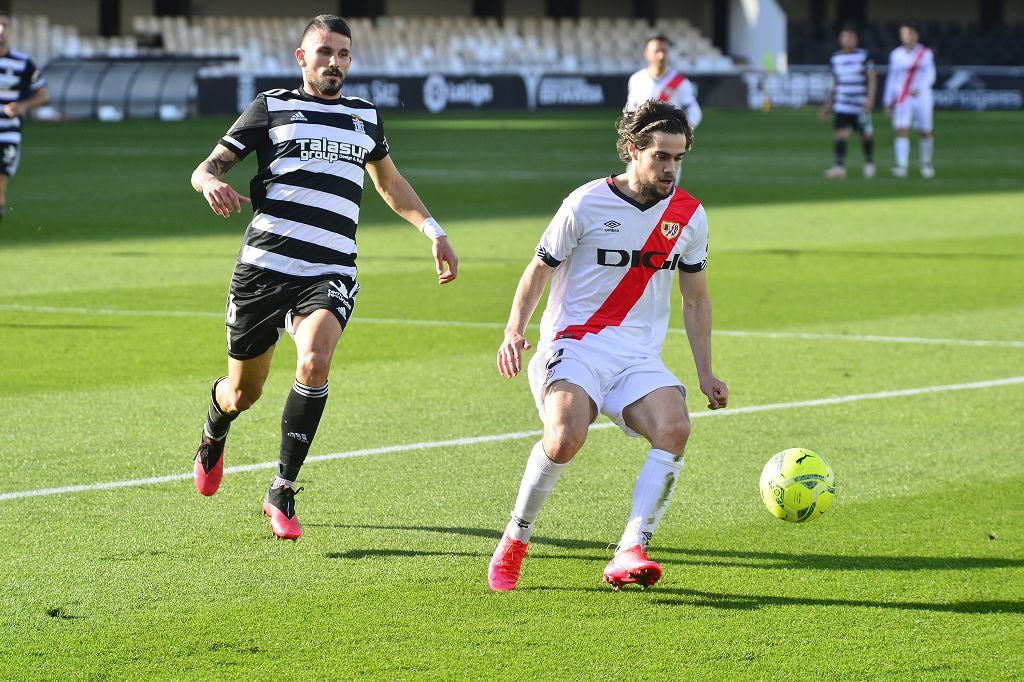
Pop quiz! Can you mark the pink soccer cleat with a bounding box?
[488,532,528,591]
[262,484,302,541]
[193,434,225,496]
[603,545,662,590]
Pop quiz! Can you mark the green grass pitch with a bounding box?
[1,107,1023,679]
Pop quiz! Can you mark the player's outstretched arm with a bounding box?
[679,269,728,409]
[191,144,250,219]
[367,155,458,285]
[497,259,555,378]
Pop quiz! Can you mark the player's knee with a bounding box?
[221,386,261,413]
[296,350,331,386]
[543,424,588,462]
[658,417,690,453]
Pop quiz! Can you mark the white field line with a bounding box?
[1,375,1023,502]
[3,303,1024,349]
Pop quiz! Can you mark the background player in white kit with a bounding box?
[626,35,702,185]
[883,21,936,178]
[489,100,728,592]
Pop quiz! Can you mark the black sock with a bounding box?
[278,380,328,481]
[834,139,847,166]
[204,376,237,441]
[863,137,874,163]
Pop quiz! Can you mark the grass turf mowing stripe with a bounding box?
[1,375,1021,502]
[3,303,1024,348]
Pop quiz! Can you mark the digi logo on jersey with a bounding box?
[294,138,368,164]
[597,248,684,271]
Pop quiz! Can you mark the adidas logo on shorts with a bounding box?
[290,111,308,122]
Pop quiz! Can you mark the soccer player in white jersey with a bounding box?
[883,22,936,178]
[489,100,728,591]
[627,35,702,129]
[626,35,702,186]
[188,16,458,540]
[820,25,876,179]
[0,15,49,223]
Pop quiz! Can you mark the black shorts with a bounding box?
[833,112,873,135]
[225,263,359,360]
[0,143,21,176]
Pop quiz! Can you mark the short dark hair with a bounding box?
[839,23,859,36]
[301,15,352,44]
[616,100,693,162]
[900,20,920,33]
[645,34,673,49]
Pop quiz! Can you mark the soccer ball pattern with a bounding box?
[759,448,836,523]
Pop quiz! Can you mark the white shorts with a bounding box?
[892,94,933,132]
[527,339,685,438]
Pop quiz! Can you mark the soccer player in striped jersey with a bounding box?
[489,100,728,591]
[819,25,876,179]
[0,15,49,223]
[189,15,458,540]
[884,22,936,178]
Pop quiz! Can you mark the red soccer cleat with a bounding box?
[263,484,302,540]
[603,545,662,590]
[488,532,528,591]
[193,434,225,496]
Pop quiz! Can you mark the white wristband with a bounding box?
[419,217,447,240]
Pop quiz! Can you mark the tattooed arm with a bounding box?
[191,144,250,219]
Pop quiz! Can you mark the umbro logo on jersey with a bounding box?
[603,220,621,232]
[290,111,308,122]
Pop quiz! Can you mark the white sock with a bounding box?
[617,448,683,552]
[505,441,565,543]
[895,137,910,168]
[919,137,933,165]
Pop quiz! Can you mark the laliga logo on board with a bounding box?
[423,74,495,114]
[660,221,681,239]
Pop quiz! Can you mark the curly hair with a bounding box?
[615,99,693,163]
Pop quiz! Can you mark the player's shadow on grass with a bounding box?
[521,586,1024,615]
[315,524,1024,572]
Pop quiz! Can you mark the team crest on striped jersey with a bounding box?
[660,221,681,239]
[351,115,365,134]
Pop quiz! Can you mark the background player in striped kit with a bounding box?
[489,100,728,592]
[820,25,877,179]
[0,14,49,223]
[189,15,458,540]
[884,22,936,178]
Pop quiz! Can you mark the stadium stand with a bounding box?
[788,19,1024,66]
[17,14,732,74]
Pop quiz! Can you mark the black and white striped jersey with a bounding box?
[828,48,874,115]
[0,50,46,145]
[218,88,390,280]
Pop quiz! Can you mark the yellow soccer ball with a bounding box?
[759,448,836,523]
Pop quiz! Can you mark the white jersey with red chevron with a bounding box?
[883,44,935,107]
[626,68,703,127]
[534,177,709,358]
